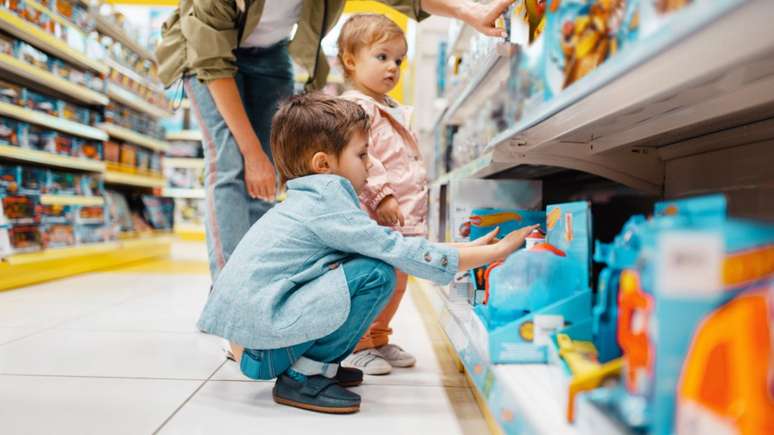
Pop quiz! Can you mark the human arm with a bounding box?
[420,0,514,37]
[207,78,276,201]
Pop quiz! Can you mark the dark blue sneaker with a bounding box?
[272,370,361,414]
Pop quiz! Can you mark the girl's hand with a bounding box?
[244,152,276,201]
[376,195,405,227]
[469,227,500,247]
[495,224,540,259]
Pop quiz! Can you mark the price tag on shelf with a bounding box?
[657,231,724,297]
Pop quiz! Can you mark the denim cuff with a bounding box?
[291,356,338,378]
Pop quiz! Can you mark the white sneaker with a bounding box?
[377,344,416,368]
[342,349,392,375]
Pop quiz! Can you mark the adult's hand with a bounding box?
[244,152,276,201]
[421,0,515,38]
[464,0,514,37]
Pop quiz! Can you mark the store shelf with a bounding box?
[165,130,202,142]
[104,58,165,95]
[0,101,108,141]
[106,83,172,119]
[437,51,508,128]
[0,235,172,291]
[0,144,105,172]
[99,123,170,152]
[95,14,155,62]
[162,187,205,199]
[104,170,165,188]
[438,1,774,196]
[0,53,109,106]
[40,194,104,206]
[163,157,204,169]
[174,223,206,242]
[447,22,475,59]
[414,279,579,435]
[0,6,108,75]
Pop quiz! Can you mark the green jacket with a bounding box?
[155,0,428,90]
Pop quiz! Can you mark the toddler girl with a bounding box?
[338,14,430,375]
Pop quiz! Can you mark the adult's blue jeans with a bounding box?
[239,256,397,380]
[185,40,294,280]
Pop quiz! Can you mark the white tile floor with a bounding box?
[0,242,489,435]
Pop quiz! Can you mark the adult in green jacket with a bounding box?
[156,0,513,279]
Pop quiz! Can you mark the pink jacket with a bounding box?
[341,90,429,236]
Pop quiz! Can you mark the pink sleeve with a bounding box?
[359,114,395,210]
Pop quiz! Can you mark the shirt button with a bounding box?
[424,252,432,262]
[441,255,448,267]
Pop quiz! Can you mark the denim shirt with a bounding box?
[197,174,459,350]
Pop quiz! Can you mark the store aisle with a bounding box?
[0,242,489,435]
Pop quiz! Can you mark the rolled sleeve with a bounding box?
[310,208,458,285]
[182,0,239,82]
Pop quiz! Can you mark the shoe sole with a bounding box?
[338,380,363,388]
[341,362,392,376]
[387,359,416,368]
[273,396,360,414]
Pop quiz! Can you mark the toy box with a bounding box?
[470,201,593,363]
[0,164,19,193]
[120,143,137,170]
[0,32,13,55]
[74,223,112,245]
[41,223,74,248]
[21,88,57,115]
[40,203,73,224]
[445,179,542,242]
[141,195,174,230]
[75,205,106,224]
[106,190,133,233]
[8,223,42,253]
[0,78,23,104]
[46,170,77,195]
[18,166,46,193]
[574,195,774,435]
[0,116,20,146]
[104,140,121,164]
[77,140,103,161]
[1,195,39,224]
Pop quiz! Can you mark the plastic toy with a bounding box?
[472,201,593,363]
[0,116,20,146]
[76,205,106,224]
[41,203,73,224]
[675,285,774,435]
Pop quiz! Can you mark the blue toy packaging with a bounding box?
[471,201,593,363]
[575,194,774,434]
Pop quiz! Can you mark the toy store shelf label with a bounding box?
[0,102,108,142]
[0,53,109,107]
[40,195,104,206]
[657,232,724,297]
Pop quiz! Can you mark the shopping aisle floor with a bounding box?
[0,242,489,435]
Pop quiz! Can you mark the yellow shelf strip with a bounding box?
[0,144,106,172]
[104,169,165,188]
[0,235,172,291]
[0,53,109,106]
[162,187,205,199]
[165,130,202,142]
[99,123,170,152]
[0,101,108,141]
[106,84,172,120]
[0,6,108,75]
[162,157,204,169]
[39,194,105,206]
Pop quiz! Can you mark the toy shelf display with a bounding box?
[0,0,175,290]
[428,1,774,435]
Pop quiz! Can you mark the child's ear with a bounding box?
[341,51,357,76]
[310,152,332,174]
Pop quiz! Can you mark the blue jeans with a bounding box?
[240,257,397,380]
[185,40,294,280]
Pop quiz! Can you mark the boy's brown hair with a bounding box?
[337,14,407,79]
[271,93,370,184]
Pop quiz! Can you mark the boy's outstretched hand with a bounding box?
[495,224,541,260]
[468,227,500,246]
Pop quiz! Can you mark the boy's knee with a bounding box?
[370,260,396,295]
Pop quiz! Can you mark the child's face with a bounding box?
[350,37,407,98]
[313,129,371,193]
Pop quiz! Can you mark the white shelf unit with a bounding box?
[0,102,107,142]
[99,123,171,153]
[435,1,774,205]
